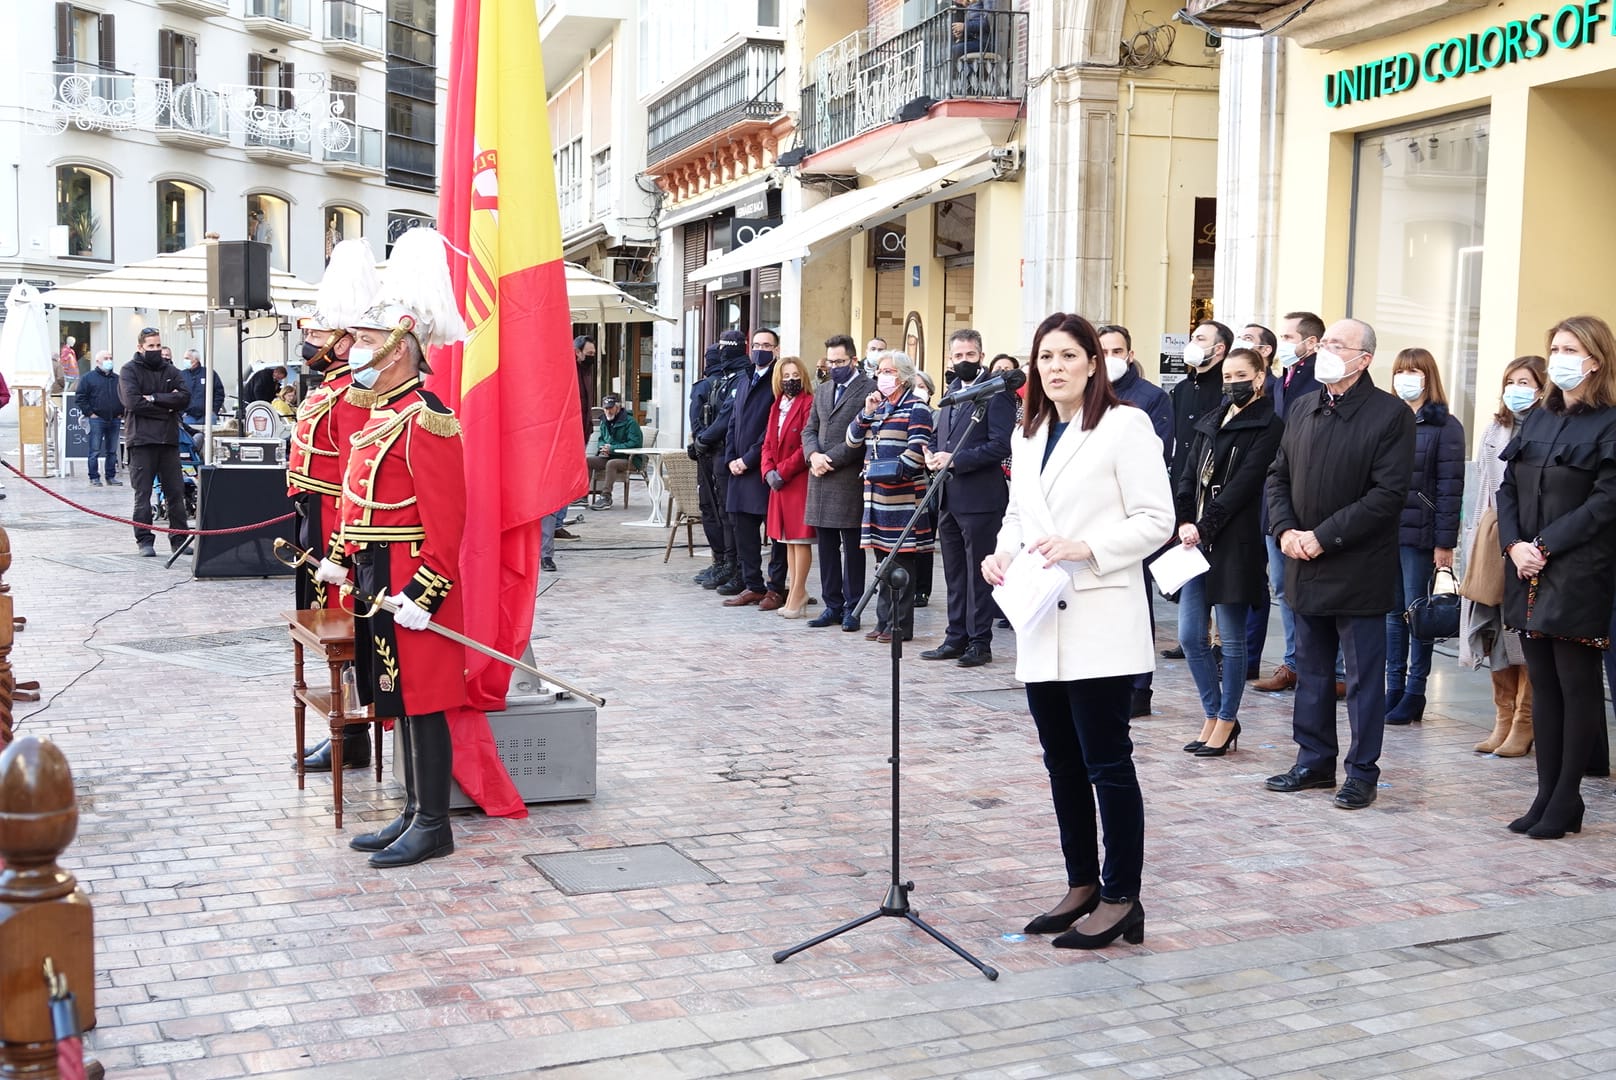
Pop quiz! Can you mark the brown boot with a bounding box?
[1475,668,1517,753]
[1495,670,1534,757]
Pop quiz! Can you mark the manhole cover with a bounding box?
[525,843,721,895]
[952,687,1027,712]
[101,625,293,675]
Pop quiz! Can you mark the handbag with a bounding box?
[865,458,907,483]
[1406,566,1462,642]
[1458,508,1504,607]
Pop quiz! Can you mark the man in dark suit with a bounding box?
[921,329,1014,668]
[804,334,874,631]
[722,327,786,607]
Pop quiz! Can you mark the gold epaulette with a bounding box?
[346,386,378,408]
[415,407,461,438]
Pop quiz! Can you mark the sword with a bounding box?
[273,538,607,707]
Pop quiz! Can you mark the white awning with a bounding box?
[689,151,997,284]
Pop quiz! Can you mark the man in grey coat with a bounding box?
[804,334,874,632]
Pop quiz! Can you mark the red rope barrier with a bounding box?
[0,461,295,537]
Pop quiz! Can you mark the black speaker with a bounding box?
[191,464,298,578]
[207,240,272,313]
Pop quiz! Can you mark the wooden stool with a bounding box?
[283,609,391,829]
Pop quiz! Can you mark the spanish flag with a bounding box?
[431,0,588,816]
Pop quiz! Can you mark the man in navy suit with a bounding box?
[921,329,1015,668]
[722,328,787,607]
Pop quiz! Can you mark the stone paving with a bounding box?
[4,470,1616,1078]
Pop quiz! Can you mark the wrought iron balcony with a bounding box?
[320,123,383,175]
[156,83,230,146]
[36,65,158,133]
[646,38,783,165]
[321,0,383,58]
[800,6,1025,155]
[244,0,311,41]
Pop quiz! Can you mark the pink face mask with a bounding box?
[877,373,898,395]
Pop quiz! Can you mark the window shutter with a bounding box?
[181,34,196,84]
[97,11,115,70]
[55,3,71,62]
[158,29,173,81]
[682,222,707,311]
[755,265,780,292]
[280,60,296,111]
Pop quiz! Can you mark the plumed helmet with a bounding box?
[302,239,380,332]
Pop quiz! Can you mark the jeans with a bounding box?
[1266,535,1295,670]
[1292,611,1387,783]
[86,417,120,481]
[1386,545,1435,696]
[1025,675,1142,900]
[539,508,566,560]
[1177,574,1248,721]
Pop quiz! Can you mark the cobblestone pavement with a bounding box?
[5,472,1615,1078]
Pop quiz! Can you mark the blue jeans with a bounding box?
[1386,545,1434,696]
[1266,535,1295,670]
[87,417,120,481]
[1177,574,1248,721]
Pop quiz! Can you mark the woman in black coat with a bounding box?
[1384,347,1466,725]
[1172,349,1285,757]
[1497,315,1616,840]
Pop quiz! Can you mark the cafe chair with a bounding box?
[659,452,702,562]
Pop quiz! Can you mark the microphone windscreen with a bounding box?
[1002,368,1028,392]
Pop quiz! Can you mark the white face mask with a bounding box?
[1276,341,1299,368]
[1548,354,1588,392]
[348,346,375,370]
[1501,385,1537,414]
[1314,349,1348,385]
[1105,355,1128,383]
[1392,373,1424,401]
[1181,342,1207,369]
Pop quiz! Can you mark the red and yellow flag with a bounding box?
[431,0,588,816]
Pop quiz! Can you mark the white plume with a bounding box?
[378,228,467,348]
[316,239,381,328]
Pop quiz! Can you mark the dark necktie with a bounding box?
[833,384,844,408]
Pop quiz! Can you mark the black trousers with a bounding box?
[1292,611,1386,783]
[874,550,915,637]
[709,455,737,566]
[1524,635,1603,828]
[695,452,727,561]
[938,507,999,649]
[128,443,187,550]
[292,493,326,609]
[815,526,865,615]
[733,511,785,594]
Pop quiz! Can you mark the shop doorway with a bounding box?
[714,291,750,340]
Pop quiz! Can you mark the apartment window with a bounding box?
[248,53,296,110]
[247,192,289,270]
[385,210,434,257]
[324,205,362,261]
[57,165,112,260]
[554,138,584,231]
[385,0,437,192]
[157,28,196,84]
[156,179,203,254]
[54,3,115,71]
[757,0,779,26]
[329,74,357,121]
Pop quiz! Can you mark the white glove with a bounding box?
[389,592,431,631]
[314,558,348,585]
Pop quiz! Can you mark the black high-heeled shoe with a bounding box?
[1508,803,1548,833]
[1182,739,1205,753]
[1052,899,1145,950]
[1527,804,1584,840]
[1023,888,1101,934]
[1194,721,1240,757]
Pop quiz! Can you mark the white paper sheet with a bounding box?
[991,549,1072,635]
[1148,542,1210,596]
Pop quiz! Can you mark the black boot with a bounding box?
[693,559,723,586]
[300,729,372,772]
[350,722,415,852]
[370,713,455,868]
[714,560,745,595]
[292,737,331,769]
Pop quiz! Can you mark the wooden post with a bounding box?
[0,737,96,1079]
[0,525,14,748]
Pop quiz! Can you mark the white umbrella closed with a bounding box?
[563,263,673,325]
[0,281,55,398]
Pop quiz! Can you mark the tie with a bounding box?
[833,385,844,408]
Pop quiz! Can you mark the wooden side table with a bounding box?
[283,609,390,829]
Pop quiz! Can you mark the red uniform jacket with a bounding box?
[287,361,368,607]
[761,392,814,542]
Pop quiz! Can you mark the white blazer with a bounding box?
[995,404,1175,684]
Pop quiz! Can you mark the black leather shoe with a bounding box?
[300,731,372,772]
[1265,765,1336,792]
[1333,777,1378,810]
[715,576,745,596]
[1160,645,1184,659]
[841,614,861,632]
[807,610,844,628]
[921,643,966,661]
[293,738,331,767]
[1023,889,1100,934]
[1052,899,1145,950]
[957,645,992,668]
[914,593,929,608]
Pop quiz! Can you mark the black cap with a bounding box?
[601,393,622,408]
[718,329,745,345]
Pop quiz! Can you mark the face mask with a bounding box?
[781,378,803,396]
[877,373,898,396]
[1392,373,1425,401]
[952,360,981,384]
[1502,385,1538,414]
[348,346,375,370]
[141,349,164,367]
[1105,355,1128,383]
[1549,354,1588,392]
[1314,349,1348,385]
[1181,342,1206,369]
[830,363,855,385]
[1226,380,1255,406]
[99,359,113,373]
[1276,341,1299,368]
[752,349,773,367]
[300,340,323,363]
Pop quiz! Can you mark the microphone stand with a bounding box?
[772,394,999,980]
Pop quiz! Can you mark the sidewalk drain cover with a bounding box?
[101,625,293,676]
[952,687,1027,712]
[525,844,721,895]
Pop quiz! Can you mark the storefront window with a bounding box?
[56,164,112,260]
[1350,110,1488,437]
[247,192,290,270]
[156,180,204,254]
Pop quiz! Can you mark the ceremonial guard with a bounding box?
[288,240,379,772]
[315,229,469,869]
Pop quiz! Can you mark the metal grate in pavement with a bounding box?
[951,687,1027,712]
[525,844,721,895]
[100,624,293,675]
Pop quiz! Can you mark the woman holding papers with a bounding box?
[981,312,1173,950]
[1171,348,1286,758]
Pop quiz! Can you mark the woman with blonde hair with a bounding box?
[1497,315,1616,839]
[760,356,816,618]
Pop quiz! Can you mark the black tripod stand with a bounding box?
[772,397,999,980]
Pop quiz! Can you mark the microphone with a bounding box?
[937,368,1026,408]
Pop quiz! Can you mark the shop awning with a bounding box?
[688,151,997,284]
[563,263,675,324]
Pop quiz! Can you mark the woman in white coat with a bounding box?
[982,312,1174,950]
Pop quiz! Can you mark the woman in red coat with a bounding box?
[762,355,816,617]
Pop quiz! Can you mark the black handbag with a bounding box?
[1405,566,1461,642]
[865,458,908,483]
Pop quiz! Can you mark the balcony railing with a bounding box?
[321,122,383,170]
[646,38,783,164]
[800,7,1025,154]
[244,0,311,30]
[322,0,382,52]
[39,65,159,132]
[157,82,229,141]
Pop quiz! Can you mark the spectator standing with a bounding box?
[863,336,887,376]
[980,312,1173,950]
[574,335,598,437]
[1237,321,1281,680]
[245,364,287,404]
[688,344,729,586]
[74,350,124,487]
[1498,316,1616,840]
[1384,347,1466,726]
[761,356,816,618]
[804,335,874,631]
[922,328,1014,668]
[119,327,192,557]
[911,369,938,608]
[847,351,933,644]
[1264,317,1413,811]
[181,349,225,424]
[585,394,643,509]
[698,331,751,594]
[1460,355,1545,757]
[1172,348,1284,757]
[723,329,787,608]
